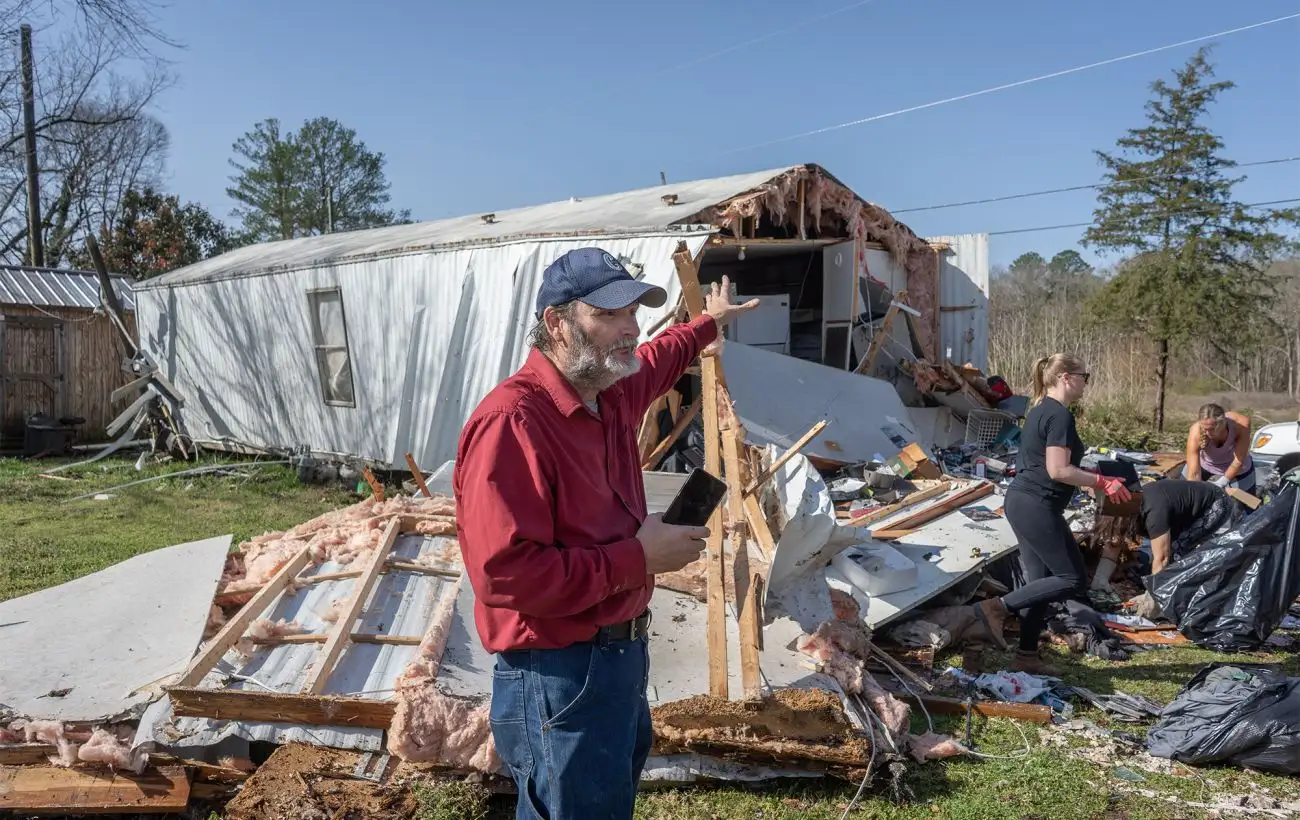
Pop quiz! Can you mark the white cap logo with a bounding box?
[602,252,622,271]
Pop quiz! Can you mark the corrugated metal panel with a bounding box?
[135,233,710,468]
[139,532,460,753]
[0,265,136,311]
[927,233,989,371]
[137,166,807,288]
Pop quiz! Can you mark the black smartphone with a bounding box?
[661,467,729,527]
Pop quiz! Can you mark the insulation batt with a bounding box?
[247,619,307,640]
[796,621,911,736]
[78,728,146,773]
[223,494,459,590]
[385,581,500,772]
[908,732,967,762]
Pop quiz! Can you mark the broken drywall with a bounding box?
[0,535,231,723]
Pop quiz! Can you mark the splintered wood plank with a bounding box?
[872,481,995,540]
[0,765,190,814]
[848,481,952,526]
[675,240,728,699]
[0,744,52,765]
[405,452,433,497]
[166,687,394,728]
[641,395,702,470]
[743,420,828,497]
[854,302,900,375]
[722,426,761,701]
[175,546,314,688]
[303,519,402,694]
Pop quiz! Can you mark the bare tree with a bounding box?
[0,10,172,265]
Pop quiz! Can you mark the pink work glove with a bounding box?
[1094,474,1133,503]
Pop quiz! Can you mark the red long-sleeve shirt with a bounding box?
[453,314,719,653]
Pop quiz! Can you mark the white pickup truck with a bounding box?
[1251,416,1300,480]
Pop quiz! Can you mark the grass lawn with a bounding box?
[3,455,1297,820]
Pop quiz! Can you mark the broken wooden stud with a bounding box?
[404,452,433,498]
[176,546,314,688]
[721,425,762,701]
[855,302,902,375]
[743,420,829,497]
[641,395,702,470]
[674,240,729,700]
[303,519,402,694]
[361,467,385,501]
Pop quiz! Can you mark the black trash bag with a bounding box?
[1146,664,1300,774]
[1146,482,1300,652]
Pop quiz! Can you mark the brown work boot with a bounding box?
[973,597,1010,650]
[1010,650,1058,676]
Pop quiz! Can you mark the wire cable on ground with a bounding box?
[726,12,1300,153]
[840,693,881,820]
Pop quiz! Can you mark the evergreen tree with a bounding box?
[1082,48,1297,431]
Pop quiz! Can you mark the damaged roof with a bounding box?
[0,265,136,311]
[138,163,888,289]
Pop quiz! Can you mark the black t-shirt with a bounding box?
[1011,397,1085,508]
[1139,479,1223,540]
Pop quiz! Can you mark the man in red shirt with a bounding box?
[454,246,756,819]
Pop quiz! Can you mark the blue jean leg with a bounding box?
[489,637,652,820]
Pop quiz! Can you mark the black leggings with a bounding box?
[1001,491,1088,652]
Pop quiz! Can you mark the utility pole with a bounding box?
[20,24,44,267]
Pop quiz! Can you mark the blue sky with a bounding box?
[141,0,1300,268]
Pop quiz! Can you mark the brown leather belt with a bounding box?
[591,609,652,643]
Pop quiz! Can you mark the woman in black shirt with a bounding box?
[973,353,1132,672]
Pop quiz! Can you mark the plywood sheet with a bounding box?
[0,764,190,814]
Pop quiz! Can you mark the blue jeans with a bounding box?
[490,635,652,820]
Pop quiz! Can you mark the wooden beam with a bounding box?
[386,560,461,578]
[742,492,779,563]
[404,452,432,497]
[304,519,402,694]
[847,481,952,526]
[0,743,53,765]
[637,395,669,463]
[109,372,152,405]
[872,481,995,540]
[166,687,394,728]
[0,764,190,814]
[361,467,385,501]
[722,426,761,701]
[175,546,314,688]
[675,241,728,699]
[743,420,829,497]
[641,395,702,470]
[854,303,901,375]
[896,693,1052,724]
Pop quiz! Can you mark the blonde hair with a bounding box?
[1197,403,1227,450]
[1030,353,1086,406]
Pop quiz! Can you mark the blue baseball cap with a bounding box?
[534,248,668,318]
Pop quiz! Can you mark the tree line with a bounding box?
[1,0,408,279]
[988,48,1299,430]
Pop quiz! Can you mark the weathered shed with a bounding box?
[134,163,990,468]
[0,265,137,444]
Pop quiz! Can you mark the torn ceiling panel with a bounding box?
[720,341,923,465]
[0,535,231,722]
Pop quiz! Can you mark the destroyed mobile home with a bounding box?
[5,164,1300,815]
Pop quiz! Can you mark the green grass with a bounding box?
[0,454,354,602]
[5,454,1298,819]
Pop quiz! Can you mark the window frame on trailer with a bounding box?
[305,286,357,408]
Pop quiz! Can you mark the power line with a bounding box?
[985,197,1300,237]
[724,12,1300,153]
[892,156,1300,214]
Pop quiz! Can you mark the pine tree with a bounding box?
[1082,48,1297,431]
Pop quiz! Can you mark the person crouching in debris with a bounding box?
[453,247,758,819]
[1184,403,1257,493]
[1139,479,1239,575]
[972,354,1132,673]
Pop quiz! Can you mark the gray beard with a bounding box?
[560,322,641,394]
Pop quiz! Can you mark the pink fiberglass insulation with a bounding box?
[78,728,146,773]
[385,581,501,772]
[20,719,65,745]
[223,494,460,590]
[908,732,966,762]
[247,619,307,640]
[318,598,348,623]
[49,737,80,767]
[796,620,911,737]
[204,603,228,639]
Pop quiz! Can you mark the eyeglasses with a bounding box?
[1068,371,1091,384]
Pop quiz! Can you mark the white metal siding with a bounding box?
[928,234,989,371]
[135,234,708,468]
